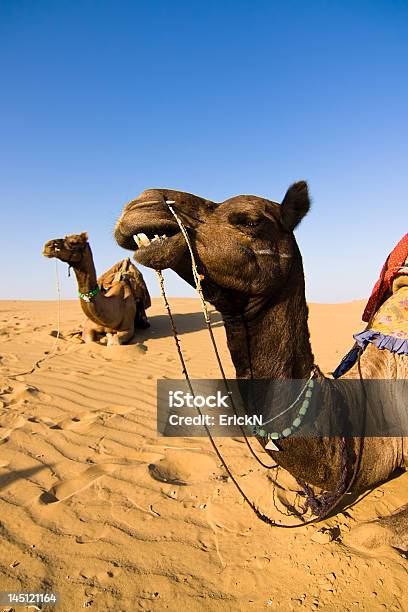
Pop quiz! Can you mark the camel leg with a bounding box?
[106,327,134,346]
[345,504,408,552]
[135,303,150,329]
[82,323,98,344]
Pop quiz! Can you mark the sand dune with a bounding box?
[0,298,407,611]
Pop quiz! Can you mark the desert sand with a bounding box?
[0,298,407,611]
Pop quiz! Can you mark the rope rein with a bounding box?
[156,268,310,527]
[162,200,277,470]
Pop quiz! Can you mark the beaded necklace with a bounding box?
[253,369,316,441]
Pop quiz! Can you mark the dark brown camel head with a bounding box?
[43,232,89,264]
[114,182,310,316]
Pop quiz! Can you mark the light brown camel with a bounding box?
[43,232,151,345]
[114,183,408,549]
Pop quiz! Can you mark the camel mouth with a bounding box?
[115,220,180,249]
[115,218,180,251]
[115,221,188,270]
[132,224,180,250]
[132,226,182,266]
[42,240,63,258]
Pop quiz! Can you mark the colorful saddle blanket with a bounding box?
[362,232,408,322]
[333,282,408,378]
[333,235,408,378]
[354,284,408,355]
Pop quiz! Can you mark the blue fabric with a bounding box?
[332,346,360,379]
[353,329,408,355]
[332,329,408,379]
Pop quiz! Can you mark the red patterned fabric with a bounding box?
[362,233,408,322]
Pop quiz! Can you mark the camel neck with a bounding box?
[70,244,118,327]
[222,266,314,380]
[71,244,98,295]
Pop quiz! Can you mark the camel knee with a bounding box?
[82,328,97,343]
[106,328,134,346]
[106,333,120,346]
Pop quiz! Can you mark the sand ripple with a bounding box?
[0,299,407,611]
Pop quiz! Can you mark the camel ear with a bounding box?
[80,232,89,242]
[280,181,310,231]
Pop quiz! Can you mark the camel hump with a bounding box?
[98,258,151,309]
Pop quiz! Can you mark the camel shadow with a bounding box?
[57,311,224,345]
[0,465,48,492]
[336,467,407,517]
[131,310,224,342]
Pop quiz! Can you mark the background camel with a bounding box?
[43,232,151,346]
[114,183,407,550]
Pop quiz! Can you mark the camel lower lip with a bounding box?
[130,231,187,270]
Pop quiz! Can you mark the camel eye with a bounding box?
[229,212,262,228]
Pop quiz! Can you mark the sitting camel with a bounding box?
[114,183,407,549]
[43,232,151,345]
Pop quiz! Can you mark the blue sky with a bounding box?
[1,0,407,302]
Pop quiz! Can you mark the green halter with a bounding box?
[78,287,100,302]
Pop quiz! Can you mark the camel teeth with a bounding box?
[166,200,176,204]
[133,232,151,247]
[133,232,167,247]
[138,233,151,246]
